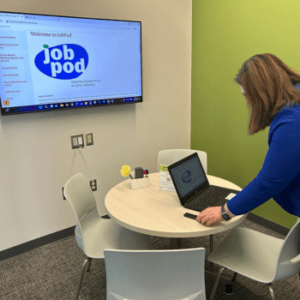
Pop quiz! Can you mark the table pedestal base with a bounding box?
[169,237,181,249]
[170,235,215,269]
[169,235,233,286]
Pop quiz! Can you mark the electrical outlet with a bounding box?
[90,179,97,191]
[86,133,93,146]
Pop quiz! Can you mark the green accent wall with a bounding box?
[191,0,299,229]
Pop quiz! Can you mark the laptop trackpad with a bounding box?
[213,198,227,206]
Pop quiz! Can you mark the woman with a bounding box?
[196,53,300,226]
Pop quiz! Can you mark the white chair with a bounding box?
[157,149,208,175]
[64,173,151,300]
[207,217,300,300]
[104,247,207,300]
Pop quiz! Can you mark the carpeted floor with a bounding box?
[1,218,300,300]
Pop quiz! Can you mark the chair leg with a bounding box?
[75,257,92,300]
[268,283,275,300]
[209,267,225,300]
[224,272,238,295]
[86,258,92,272]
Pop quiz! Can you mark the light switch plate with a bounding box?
[71,134,84,149]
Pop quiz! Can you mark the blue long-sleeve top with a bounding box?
[227,83,300,218]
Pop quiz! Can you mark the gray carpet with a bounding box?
[1,218,300,300]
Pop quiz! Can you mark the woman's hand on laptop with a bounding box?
[196,206,223,226]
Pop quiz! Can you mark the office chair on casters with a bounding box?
[104,247,207,300]
[64,173,151,300]
[207,217,300,300]
[157,149,208,175]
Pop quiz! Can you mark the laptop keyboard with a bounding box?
[187,187,231,211]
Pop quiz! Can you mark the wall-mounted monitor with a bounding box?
[0,11,142,115]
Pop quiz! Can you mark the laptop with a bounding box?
[167,152,240,212]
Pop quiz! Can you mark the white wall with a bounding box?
[0,0,192,251]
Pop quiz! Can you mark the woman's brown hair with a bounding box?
[234,53,300,135]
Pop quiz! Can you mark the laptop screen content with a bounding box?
[169,155,206,198]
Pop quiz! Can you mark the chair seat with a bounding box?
[76,208,151,258]
[207,226,284,283]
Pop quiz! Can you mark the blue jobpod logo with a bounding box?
[35,44,89,80]
[182,170,192,184]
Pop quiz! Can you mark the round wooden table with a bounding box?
[105,172,247,243]
[105,172,247,278]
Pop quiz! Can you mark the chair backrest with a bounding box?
[273,217,300,282]
[64,173,97,250]
[104,247,206,300]
[157,149,208,174]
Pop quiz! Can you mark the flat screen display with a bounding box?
[0,11,142,115]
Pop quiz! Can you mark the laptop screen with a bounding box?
[168,154,207,198]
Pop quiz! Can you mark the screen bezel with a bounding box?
[0,11,143,116]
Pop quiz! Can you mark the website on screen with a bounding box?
[0,13,142,111]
